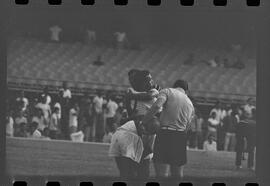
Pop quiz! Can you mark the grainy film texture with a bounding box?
[6,0,259,185]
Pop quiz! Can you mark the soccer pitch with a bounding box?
[6,137,255,181]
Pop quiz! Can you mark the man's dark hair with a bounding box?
[173,79,188,91]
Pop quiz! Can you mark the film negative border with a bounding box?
[11,181,260,186]
[14,0,261,6]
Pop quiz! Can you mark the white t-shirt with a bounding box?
[210,108,226,122]
[32,116,47,131]
[36,103,51,120]
[54,102,61,119]
[60,89,72,99]
[208,118,219,132]
[109,120,144,163]
[208,59,217,67]
[203,140,217,151]
[30,130,42,139]
[69,108,78,127]
[6,117,14,137]
[16,97,29,111]
[93,96,104,113]
[50,25,62,41]
[106,100,118,118]
[115,32,126,42]
[70,131,84,142]
[87,30,96,40]
[41,94,51,105]
[243,104,255,116]
[50,113,60,131]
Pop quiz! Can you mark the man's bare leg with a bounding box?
[154,163,170,178]
[170,165,184,179]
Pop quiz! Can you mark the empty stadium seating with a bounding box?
[7,38,256,100]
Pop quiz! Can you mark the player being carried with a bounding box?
[109,69,161,180]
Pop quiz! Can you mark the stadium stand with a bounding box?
[7,38,256,102]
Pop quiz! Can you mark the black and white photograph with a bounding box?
[4,0,264,185]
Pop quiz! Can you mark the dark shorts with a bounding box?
[153,129,187,166]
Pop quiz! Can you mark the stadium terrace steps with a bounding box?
[7,38,256,99]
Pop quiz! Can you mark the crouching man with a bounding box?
[108,115,159,180]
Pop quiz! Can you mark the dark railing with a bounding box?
[7,76,256,104]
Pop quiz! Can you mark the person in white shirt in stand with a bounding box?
[35,96,51,126]
[28,121,42,139]
[243,98,255,118]
[49,106,61,139]
[203,134,217,151]
[114,31,128,49]
[49,25,62,42]
[86,29,96,44]
[40,86,51,105]
[105,95,118,133]
[16,90,29,112]
[69,102,80,135]
[93,92,105,142]
[210,101,227,123]
[6,110,14,137]
[207,112,219,140]
[60,81,72,99]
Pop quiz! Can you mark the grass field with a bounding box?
[6,137,256,184]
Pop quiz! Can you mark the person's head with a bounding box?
[43,127,50,137]
[30,121,38,134]
[247,98,253,105]
[63,81,67,89]
[210,112,216,119]
[37,108,43,117]
[20,122,27,133]
[41,95,47,104]
[207,134,214,143]
[43,86,49,94]
[215,101,221,109]
[141,70,154,90]
[128,69,140,90]
[20,90,25,98]
[173,79,188,93]
[96,90,102,98]
[53,106,60,114]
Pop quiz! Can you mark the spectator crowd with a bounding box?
[6,82,128,143]
[6,81,256,167]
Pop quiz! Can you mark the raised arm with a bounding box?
[127,88,158,101]
[142,90,167,124]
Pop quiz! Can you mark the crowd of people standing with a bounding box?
[6,82,127,143]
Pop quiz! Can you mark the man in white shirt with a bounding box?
[243,98,255,118]
[86,29,96,44]
[109,116,159,179]
[40,86,51,105]
[207,112,219,140]
[105,95,118,133]
[69,103,79,135]
[16,90,29,112]
[203,134,217,151]
[6,111,14,137]
[28,121,42,139]
[93,92,105,142]
[60,81,72,99]
[49,25,62,42]
[35,96,51,125]
[114,31,128,49]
